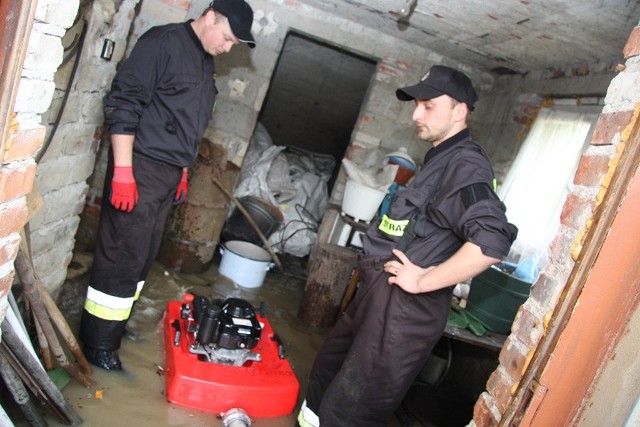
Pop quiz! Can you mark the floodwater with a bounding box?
[9,251,330,427]
[5,250,414,427]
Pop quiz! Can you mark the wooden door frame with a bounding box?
[502,108,640,425]
[0,0,39,158]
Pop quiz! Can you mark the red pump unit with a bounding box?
[163,294,299,417]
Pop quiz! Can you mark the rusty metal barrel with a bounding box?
[157,140,240,273]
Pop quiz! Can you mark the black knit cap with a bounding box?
[209,0,256,48]
[396,65,477,110]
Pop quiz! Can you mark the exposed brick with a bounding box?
[0,162,37,203]
[473,392,500,427]
[498,336,527,384]
[0,271,15,300]
[0,200,29,236]
[486,368,514,412]
[162,0,191,10]
[573,152,611,186]
[590,111,635,146]
[571,64,590,77]
[623,26,640,59]
[2,126,45,164]
[547,228,576,266]
[510,306,543,349]
[560,193,593,229]
[381,57,411,71]
[0,234,21,268]
[376,63,407,78]
[529,271,565,314]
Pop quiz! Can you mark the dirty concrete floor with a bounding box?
[5,251,419,426]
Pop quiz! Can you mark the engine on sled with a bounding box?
[163,293,299,417]
[179,295,265,366]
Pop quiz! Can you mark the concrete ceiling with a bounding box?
[298,0,640,74]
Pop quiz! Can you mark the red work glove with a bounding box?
[110,165,138,212]
[174,169,188,204]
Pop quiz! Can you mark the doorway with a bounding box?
[257,31,377,189]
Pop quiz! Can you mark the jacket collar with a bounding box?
[423,128,470,165]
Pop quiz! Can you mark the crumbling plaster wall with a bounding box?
[28,0,139,291]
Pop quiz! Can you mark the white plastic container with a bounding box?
[341,179,387,222]
[218,240,274,288]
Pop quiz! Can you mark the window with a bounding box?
[498,104,600,270]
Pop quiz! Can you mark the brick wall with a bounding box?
[472,24,640,426]
[0,0,80,325]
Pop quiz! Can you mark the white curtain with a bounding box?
[498,107,598,268]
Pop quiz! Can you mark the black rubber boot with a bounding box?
[83,347,123,371]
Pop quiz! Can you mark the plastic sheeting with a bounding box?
[234,123,332,257]
[341,158,397,191]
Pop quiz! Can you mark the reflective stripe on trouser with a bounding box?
[304,255,453,426]
[79,152,181,350]
[298,400,320,427]
[83,281,145,321]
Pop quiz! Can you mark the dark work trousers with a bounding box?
[80,151,182,350]
[305,254,453,426]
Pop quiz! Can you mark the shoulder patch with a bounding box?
[461,183,492,208]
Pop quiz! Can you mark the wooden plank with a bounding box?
[298,243,358,328]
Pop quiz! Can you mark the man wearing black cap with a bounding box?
[299,65,518,426]
[79,0,256,371]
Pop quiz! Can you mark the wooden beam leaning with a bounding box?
[14,243,95,386]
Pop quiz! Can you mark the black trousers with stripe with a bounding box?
[79,151,182,350]
[304,255,453,426]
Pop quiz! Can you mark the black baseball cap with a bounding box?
[396,65,477,110]
[209,0,256,48]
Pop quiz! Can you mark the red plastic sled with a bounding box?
[163,296,300,417]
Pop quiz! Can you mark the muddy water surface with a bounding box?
[35,253,329,427]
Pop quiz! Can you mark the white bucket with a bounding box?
[218,241,274,288]
[341,179,387,222]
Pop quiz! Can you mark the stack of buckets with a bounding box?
[218,196,282,289]
[375,148,417,218]
[385,147,416,186]
[342,148,417,223]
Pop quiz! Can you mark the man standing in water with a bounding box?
[298,65,518,425]
[80,0,256,371]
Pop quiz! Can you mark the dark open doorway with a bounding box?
[257,32,377,189]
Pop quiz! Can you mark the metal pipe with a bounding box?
[221,408,251,427]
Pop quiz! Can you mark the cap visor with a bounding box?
[239,37,256,48]
[230,22,256,48]
[396,84,444,101]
